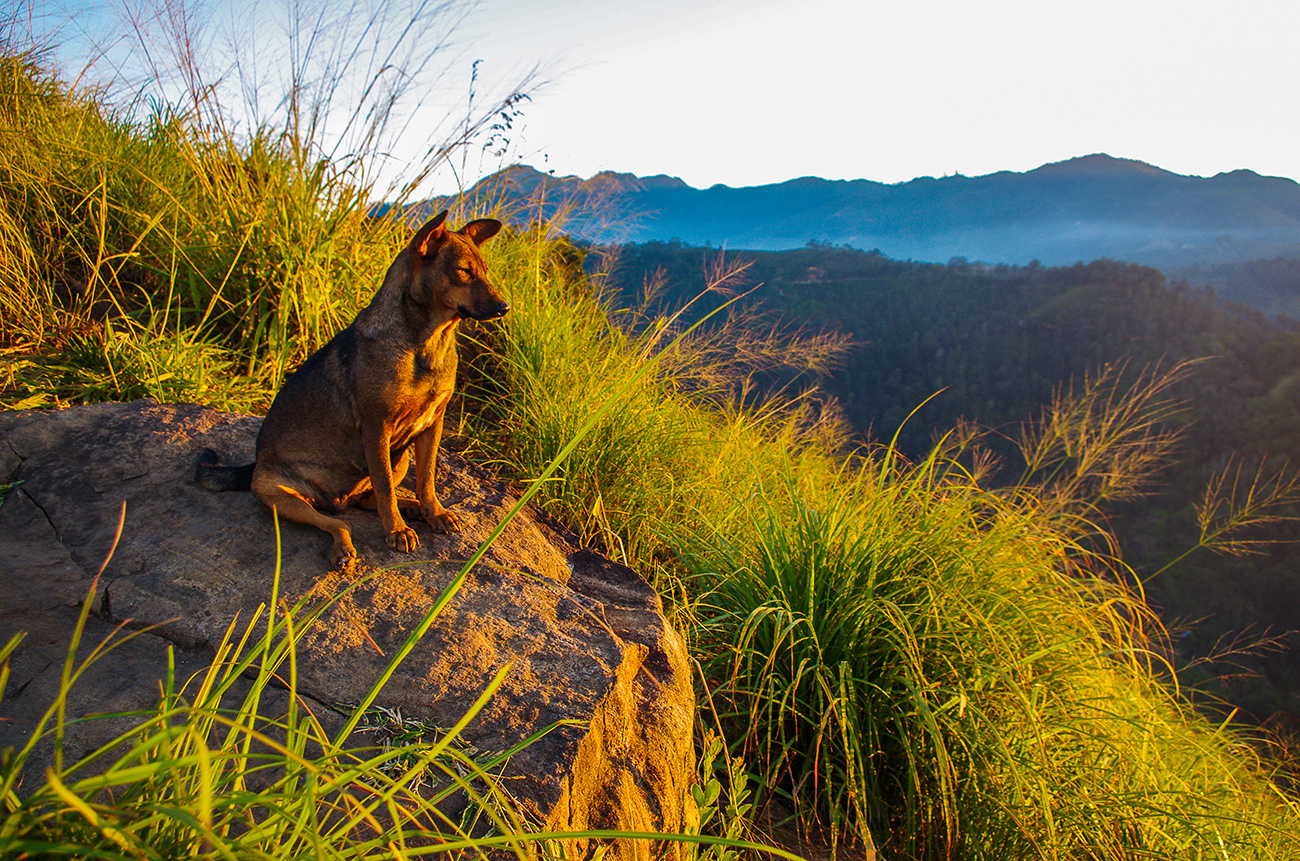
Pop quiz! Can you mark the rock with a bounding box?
[0,400,696,859]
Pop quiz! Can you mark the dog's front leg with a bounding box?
[362,420,420,552]
[413,404,460,534]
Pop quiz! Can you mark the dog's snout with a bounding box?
[458,299,510,321]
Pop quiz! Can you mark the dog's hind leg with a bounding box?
[251,473,358,571]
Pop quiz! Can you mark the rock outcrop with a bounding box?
[0,400,695,859]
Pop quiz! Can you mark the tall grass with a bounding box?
[1,1,530,407]
[685,455,1300,858]
[461,229,851,574]
[0,41,405,404]
[0,44,366,405]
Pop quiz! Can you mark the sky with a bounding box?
[32,0,1300,195]
[452,0,1300,191]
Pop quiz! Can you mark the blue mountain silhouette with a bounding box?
[417,154,1300,270]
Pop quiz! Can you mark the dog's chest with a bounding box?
[387,390,451,453]
[388,348,454,447]
[409,394,448,434]
[412,332,457,381]
[382,336,456,447]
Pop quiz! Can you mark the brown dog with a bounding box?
[197,210,507,569]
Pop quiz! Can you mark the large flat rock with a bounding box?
[0,400,695,858]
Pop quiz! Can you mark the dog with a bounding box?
[197,210,507,570]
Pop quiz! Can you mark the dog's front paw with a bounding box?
[386,525,421,553]
[330,543,361,577]
[332,546,358,574]
[424,507,461,534]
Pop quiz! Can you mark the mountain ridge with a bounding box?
[418,154,1300,271]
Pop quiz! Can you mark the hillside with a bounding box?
[1172,256,1300,318]
[602,241,1300,720]
[418,155,1300,272]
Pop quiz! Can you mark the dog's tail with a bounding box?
[196,448,255,492]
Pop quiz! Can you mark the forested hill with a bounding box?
[418,155,1300,272]
[1173,256,1300,319]
[602,241,1300,720]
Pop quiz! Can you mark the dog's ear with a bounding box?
[459,218,502,247]
[411,211,450,259]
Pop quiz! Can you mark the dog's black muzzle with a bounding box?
[459,300,510,321]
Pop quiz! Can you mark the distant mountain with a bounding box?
[415,155,1300,272]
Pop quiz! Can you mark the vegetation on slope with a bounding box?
[608,241,1300,721]
[3,13,1300,861]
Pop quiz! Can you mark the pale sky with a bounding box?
[451,0,1300,190]
[33,0,1300,194]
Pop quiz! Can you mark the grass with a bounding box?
[4,6,1300,859]
[456,230,850,574]
[0,41,407,409]
[684,456,1300,858]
